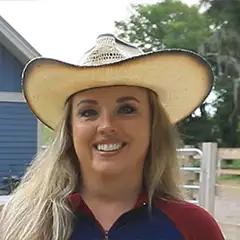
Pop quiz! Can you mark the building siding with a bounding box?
[0,102,37,182]
[0,43,23,92]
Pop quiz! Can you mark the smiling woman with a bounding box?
[71,86,150,180]
[0,33,224,240]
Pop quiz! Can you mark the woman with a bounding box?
[0,34,224,240]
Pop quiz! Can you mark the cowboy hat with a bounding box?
[22,33,214,129]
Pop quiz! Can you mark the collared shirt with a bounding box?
[68,192,225,240]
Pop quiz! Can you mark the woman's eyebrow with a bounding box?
[116,96,140,103]
[77,99,98,106]
[76,96,140,106]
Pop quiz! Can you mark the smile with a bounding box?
[94,143,126,152]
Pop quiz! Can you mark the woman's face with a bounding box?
[71,86,150,177]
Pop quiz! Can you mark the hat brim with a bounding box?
[22,49,214,129]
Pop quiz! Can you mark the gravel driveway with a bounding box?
[214,184,240,240]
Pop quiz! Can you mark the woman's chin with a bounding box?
[92,162,125,176]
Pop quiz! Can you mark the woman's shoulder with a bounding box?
[154,198,225,240]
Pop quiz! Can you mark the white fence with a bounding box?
[178,142,217,215]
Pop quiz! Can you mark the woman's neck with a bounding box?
[80,173,143,204]
[79,173,144,231]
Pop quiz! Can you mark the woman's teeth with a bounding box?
[96,143,123,152]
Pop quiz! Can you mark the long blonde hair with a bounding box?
[0,90,183,240]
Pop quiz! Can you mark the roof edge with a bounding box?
[0,15,41,64]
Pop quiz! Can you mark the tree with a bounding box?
[199,0,240,147]
[116,0,213,52]
[115,0,216,146]
[200,0,240,30]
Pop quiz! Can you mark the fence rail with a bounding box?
[217,148,240,178]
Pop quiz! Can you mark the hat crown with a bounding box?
[78,34,143,66]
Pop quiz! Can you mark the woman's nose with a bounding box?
[97,113,117,135]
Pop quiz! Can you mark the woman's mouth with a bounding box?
[94,143,126,152]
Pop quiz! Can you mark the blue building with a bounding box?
[0,16,41,187]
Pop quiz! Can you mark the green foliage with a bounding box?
[42,125,53,145]
[216,174,240,184]
[199,0,240,147]
[222,160,240,170]
[200,0,240,29]
[115,0,213,52]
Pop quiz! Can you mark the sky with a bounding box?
[0,0,200,64]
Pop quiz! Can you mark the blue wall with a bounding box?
[0,102,37,181]
[0,43,38,187]
[0,43,23,92]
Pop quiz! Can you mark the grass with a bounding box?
[41,125,53,145]
[216,174,240,185]
[218,160,240,184]
[222,159,240,169]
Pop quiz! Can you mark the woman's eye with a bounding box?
[79,109,98,118]
[118,105,136,114]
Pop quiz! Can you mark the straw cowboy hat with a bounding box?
[22,33,214,129]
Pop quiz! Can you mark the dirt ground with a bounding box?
[214,183,240,240]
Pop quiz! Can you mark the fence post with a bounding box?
[200,142,218,216]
